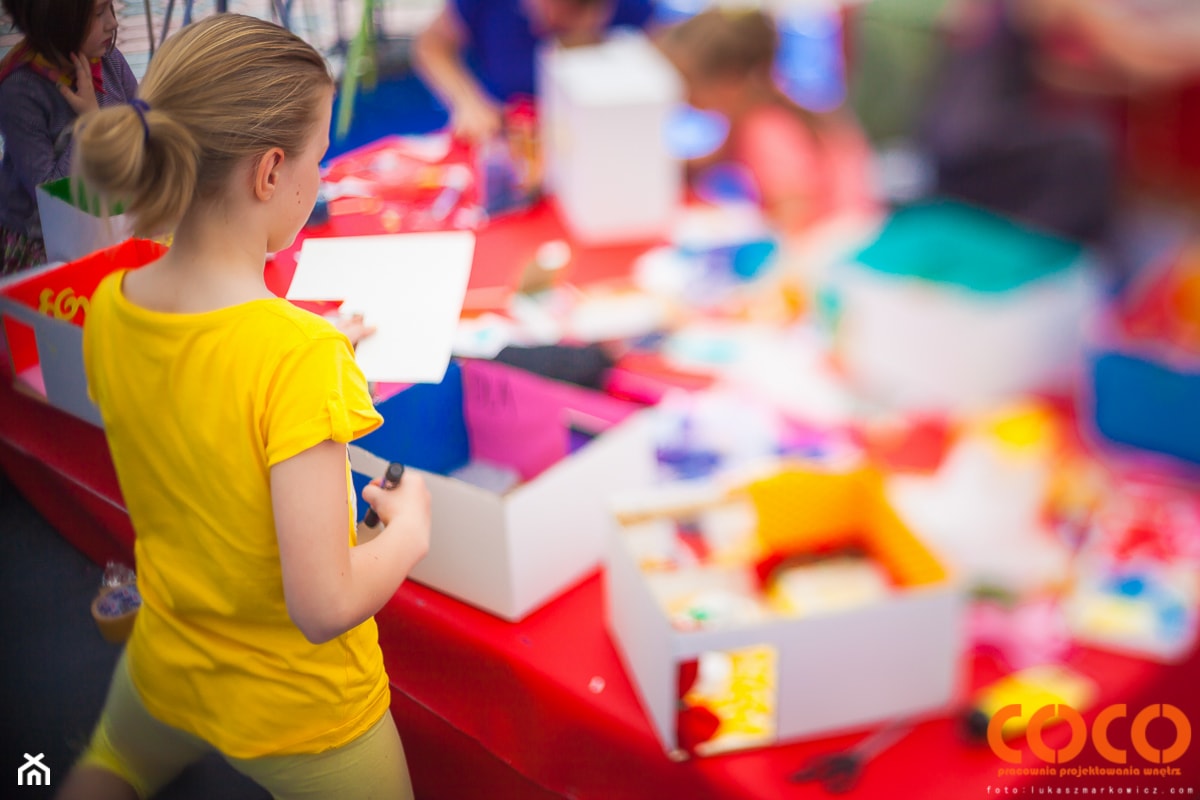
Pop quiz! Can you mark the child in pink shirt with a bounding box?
[659,9,876,235]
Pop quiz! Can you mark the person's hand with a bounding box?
[451,92,503,145]
[58,53,100,116]
[329,312,376,348]
[362,471,432,556]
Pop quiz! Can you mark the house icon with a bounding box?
[17,753,50,786]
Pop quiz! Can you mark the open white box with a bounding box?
[829,202,1099,413]
[605,467,966,756]
[538,31,683,244]
[351,358,657,621]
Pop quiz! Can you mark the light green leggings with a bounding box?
[78,653,414,800]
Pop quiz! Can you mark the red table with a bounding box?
[3,349,1199,799]
[3,165,1199,796]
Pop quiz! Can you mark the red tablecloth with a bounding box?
[3,175,1198,797]
[3,369,1198,799]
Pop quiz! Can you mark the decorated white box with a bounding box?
[828,201,1099,413]
[605,466,966,756]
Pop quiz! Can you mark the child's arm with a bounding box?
[763,193,815,236]
[272,439,431,644]
[736,108,823,235]
[0,81,73,194]
[411,6,502,143]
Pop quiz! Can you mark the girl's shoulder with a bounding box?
[102,47,134,70]
[243,300,347,349]
[99,278,342,352]
[0,58,46,92]
[0,62,60,113]
[101,48,140,98]
[737,104,820,152]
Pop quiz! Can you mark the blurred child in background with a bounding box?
[0,0,137,274]
[658,8,877,237]
[413,0,653,143]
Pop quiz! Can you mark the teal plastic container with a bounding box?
[852,201,1084,293]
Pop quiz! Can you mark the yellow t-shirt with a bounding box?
[82,270,387,759]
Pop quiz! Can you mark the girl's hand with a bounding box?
[59,53,100,116]
[330,312,377,348]
[361,471,432,557]
[451,93,503,145]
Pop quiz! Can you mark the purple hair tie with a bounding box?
[130,98,151,144]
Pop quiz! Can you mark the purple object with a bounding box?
[96,584,141,617]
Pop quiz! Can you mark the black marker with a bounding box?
[358,462,405,542]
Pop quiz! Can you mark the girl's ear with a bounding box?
[253,148,286,201]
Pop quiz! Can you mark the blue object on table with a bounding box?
[657,445,722,481]
[351,362,471,520]
[478,138,537,217]
[1091,350,1200,466]
[693,162,759,205]
[730,239,778,280]
[678,237,778,284]
[306,188,331,228]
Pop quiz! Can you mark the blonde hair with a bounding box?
[73,14,334,237]
[658,8,778,84]
[659,8,829,134]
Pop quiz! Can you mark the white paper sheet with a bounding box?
[287,232,475,383]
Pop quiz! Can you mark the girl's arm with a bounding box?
[764,193,814,236]
[272,439,431,644]
[735,107,823,235]
[0,81,73,195]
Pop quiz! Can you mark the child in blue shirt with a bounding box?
[0,0,138,275]
[413,0,653,143]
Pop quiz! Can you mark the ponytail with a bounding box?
[71,14,333,239]
[74,100,200,238]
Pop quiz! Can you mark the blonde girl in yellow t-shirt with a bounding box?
[57,14,431,800]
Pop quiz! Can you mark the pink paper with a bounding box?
[461,359,640,481]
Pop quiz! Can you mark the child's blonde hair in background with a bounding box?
[659,7,779,83]
[658,8,827,133]
[73,14,334,238]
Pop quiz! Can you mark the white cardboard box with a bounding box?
[834,262,1098,413]
[829,203,1100,413]
[36,177,133,265]
[605,468,966,755]
[538,31,683,244]
[350,363,658,621]
[0,239,168,426]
